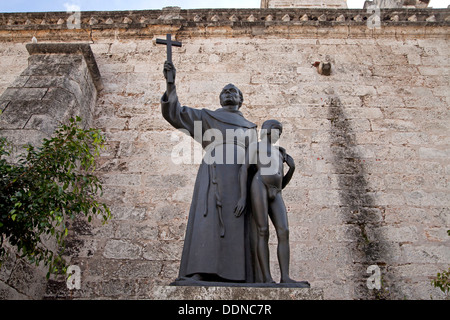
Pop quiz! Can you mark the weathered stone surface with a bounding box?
[103,239,142,260]
[3,260,48,299]
[0,43,103,300]
[151,286,324,300]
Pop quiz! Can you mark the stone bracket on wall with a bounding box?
[25,43,103,93]
[0,43,102,150]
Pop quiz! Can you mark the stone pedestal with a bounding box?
[152,285,323,300]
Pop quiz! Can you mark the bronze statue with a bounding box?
[159,35,309,287]
[161,60,257,283]
[235,120,297,284]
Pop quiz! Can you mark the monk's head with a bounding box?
[219,84,243,110]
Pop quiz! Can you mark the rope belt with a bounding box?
[203,139,246,238]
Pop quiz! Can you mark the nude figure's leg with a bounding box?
[251,177,274,283]
[269,194,295,283]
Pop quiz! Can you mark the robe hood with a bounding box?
[203,108,257,129]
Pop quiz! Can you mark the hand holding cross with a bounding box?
[156,34,182,84]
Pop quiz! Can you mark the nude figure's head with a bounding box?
[219,84,243,109]
[261,119,282,143]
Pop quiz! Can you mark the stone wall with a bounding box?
[0,8,449,299]
[0,43,102,299]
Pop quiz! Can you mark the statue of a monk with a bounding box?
[161,61,257,283]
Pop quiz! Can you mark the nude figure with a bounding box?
[234,120,297,283]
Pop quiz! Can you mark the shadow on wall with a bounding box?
[327,96,401,299]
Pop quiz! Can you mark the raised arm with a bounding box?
[161,61,202,136]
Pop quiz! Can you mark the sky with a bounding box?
[0,0,448,12]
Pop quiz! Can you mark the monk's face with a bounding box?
[220,84,242,109]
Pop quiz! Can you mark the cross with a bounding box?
[156,34,182,84]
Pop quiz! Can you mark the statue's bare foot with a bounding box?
[280,277,298,283]
[280,277,311,287]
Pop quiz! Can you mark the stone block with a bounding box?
[101,260,163,279]
[0,103,31,129]
[5,259,48,299]
[391,132,429,145]
[100,279,135,297]
[103,239,142,260]
[0,129,49,150]
[401,245,450,264]
[101,173,142,186]
[342,107,383,119]
[367,226,419,243]
[64,238,98,258]
[8,75,30,88]
[404,190,450,207]
[424,228,450,242]
[42,87,75,103]
[417,66,442,76]
[315,224,362,242]
[142,241,183,261]
[1,87,48,101]
[114,223,159,240]
[21,62,72,77]
[371,119,416,132]
[0,98,74,130]
[0,281,30,299]
[419,147,450,159]
[24,114,59,135]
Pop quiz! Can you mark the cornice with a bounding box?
[0,8,448,40]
